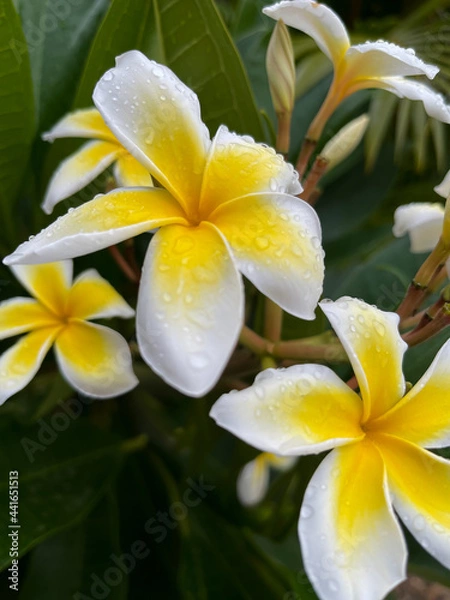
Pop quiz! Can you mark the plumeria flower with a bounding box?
[42,107,153,214]
[0,261,138,403]
[263,0,450,142]
[237,452,296,506]
[211,296,450,600]
[393,168,450,253]
[4,51,325,398]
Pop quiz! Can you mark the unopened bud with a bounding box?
[320,114,370,172]
[266,19,295,117]
[434,168,450,200]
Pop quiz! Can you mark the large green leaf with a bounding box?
[74,0,264,139]
[20,491,127,600]
[16,0,109,131]
[0,419,125,569]
[0,0,34,247]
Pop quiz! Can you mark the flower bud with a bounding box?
[320,114,370,171]
[266,19,295,117]
[434,169,450,246]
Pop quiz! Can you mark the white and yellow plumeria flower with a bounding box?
[237,452,296,506]
[393,168,450,253]
[211,296,450,600]
[263,0,450,141]
[42,107,153,214]
[4,51,325,398]
[0,261,138,403]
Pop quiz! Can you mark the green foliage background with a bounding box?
[0,0,450,598]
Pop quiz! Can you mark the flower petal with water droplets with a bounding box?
[67,269,135,321]
[393,203,444,253]
[4,188,188,266]
[54,321,138,398]
[370,339,450,448]
[137,222,243,397]
[42,108,116,143]
[345,41,439,80]
[199,126,301,216]
[212,192,324,320]
[0,328,58,404]
[320,297,407,422]
[299,441,407,600]
[93,50,210,213]
[210,364,364,456]
[11,262,72,315]
[375,434,450,570]
[366,78,450,124]
[0,298,59,340]
[263,0,350,66]
[42,141,123,214]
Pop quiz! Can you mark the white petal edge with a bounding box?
[393,203,444,253]
[136,224,244,397]
[346,41,439,79]
[370,78,450,124]
[41,141,122,214]
[210,364,363,456]
[299,447,407,600]
[263,0,350,65]
[54,322,138,398]
[434,168,450,198]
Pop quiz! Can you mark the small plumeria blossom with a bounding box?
[0,261,138,403]
[237,452,296,506]
[42,108,153,214]
[393,168,450,253]
[210,296,450,600]
[263,0,450,141]
[4,51,325,397]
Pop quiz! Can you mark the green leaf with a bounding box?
[74,0,264,140]
[0,0,34,247]
[16,0,109,131]
[177,503,308,599]
[365,91,398,171]
[0,419,126,570]
[20,490,127,600]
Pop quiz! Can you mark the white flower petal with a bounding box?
[42,108,116,143]
[299,442,407,600]
[393,203,444,253]
[237,456,270,506]
[93,50,210,212]
[210,364,363,455]
[320,297,407,421]
[212,192,324,320]
[4,188,187,266]
[42,141,122,214]
[377,435,450,571]
[136,222,244,397]
[0,329,57,404]
[346,41,439,79]
[263,0,350,66]
[434,168,450,199]
[54,321,138,398]
[369,77,450,123]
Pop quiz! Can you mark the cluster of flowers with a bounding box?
[2,2,450,599]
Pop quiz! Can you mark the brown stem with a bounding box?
[300,156,329,204]
[295,138,317,180]
[264,298,283,342]
[108,245,140,283]
[403,305,450,346]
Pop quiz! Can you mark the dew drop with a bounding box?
[189,352,209,370]
[103,71,114,81]
[300,504,314,519]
